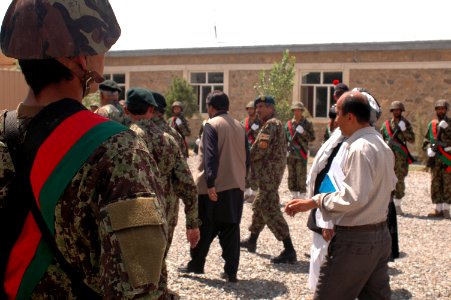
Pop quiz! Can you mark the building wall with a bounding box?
[0,69,28,110]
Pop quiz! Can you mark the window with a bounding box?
[103,73,126,100]
[190,72,224,113]
[300,71,343,118]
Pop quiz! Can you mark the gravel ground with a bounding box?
[166,157,451,299]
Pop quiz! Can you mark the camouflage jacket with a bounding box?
[95,103,125,125]
[285,117,315,160]
[380,117,415,159]
[423,116,451,152]
[130,119,200,229]
[168,114,191,137]
[152,116,188,158]
[250,115,287,188]
[241,116,260,146]
[0,103,167,299]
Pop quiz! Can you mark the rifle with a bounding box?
[388,125,416,163]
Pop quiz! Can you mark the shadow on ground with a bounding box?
[181,275,289,299]
[391,288,413,299]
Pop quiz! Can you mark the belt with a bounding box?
[334,221,387,232]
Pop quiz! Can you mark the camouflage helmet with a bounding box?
[246,101,255,109]
[0,0,121,59]
[291,102,305,111]
[435,99,449,109]
[171,101,183,110]
[390,101,405,112]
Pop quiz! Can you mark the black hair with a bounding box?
[341,93,371,123]
[328,104,337,119]
[126,101,151,115]
[206,90,229,111]
[18,59,74,95]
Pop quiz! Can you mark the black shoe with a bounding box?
[240,234,258,253]
[178,265,204,274]
[271,249,297,264]
[220,272,238,283]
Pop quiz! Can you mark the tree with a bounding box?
[254,49,296,122]
[165,77,198,118]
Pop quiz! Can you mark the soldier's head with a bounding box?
[254,95,276,121]
[1,0,120,97]
[246,100,256,117]
[152,91,167,117]
[99,80,121,105]
[291,102,305,120]
[435,99,449,119]
[333,83,349,102]
[335,91,371,137]
[125,87,157,120]
[206,91,229,118]
[171,101,183,115]
[390,101,405,119]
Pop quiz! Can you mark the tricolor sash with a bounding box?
[245,117,255,145]
[4,99,127,299]
[382,120,413,164]
[286,120,307,161]
[429,120,451,172]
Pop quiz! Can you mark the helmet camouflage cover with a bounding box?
[435,99,449,109]
[389,101,405,112]
[171,101,183,109]
[246,101,255,109]
[0,0,121,59]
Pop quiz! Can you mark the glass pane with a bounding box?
[208,72,224,84]
[301,72,320,84]
[112,73,125,84]
[323,72,343,84]
[301,86,314,115]
[213,85,223,91]
[191,72,206,83]
[102,74,111,80]
[315,87,328,118]
[192,85,200,112]
[201,86,211,113]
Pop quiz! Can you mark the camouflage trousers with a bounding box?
[393,154,409,199]
[287,156,307,193]
[249,187,290,241]
[431,159,451,204]
[245,166,258,190]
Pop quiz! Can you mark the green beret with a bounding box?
[99,80,122,93]
[254,95,276,106]
[126,87,157,107]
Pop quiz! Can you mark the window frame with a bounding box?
[189,71,224,113]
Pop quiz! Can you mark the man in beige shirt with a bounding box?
[286,91,396,299]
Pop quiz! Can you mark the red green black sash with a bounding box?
[245,117,255,145]
[429,120,451,172]
[382,120,412,164]
[4,110,127,300]
[286,120,307,161]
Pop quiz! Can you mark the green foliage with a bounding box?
[254,49,296,122]
[165,77,198,118]
[82,90,100,109]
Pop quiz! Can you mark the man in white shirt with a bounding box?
[285,91,396,299]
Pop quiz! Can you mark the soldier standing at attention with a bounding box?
[0,1,167,298]
[95,80,126,125]
[125,87,201,298]
[285,102,315,199]
[168,101,191,157]
[240,96,297,264]
[241,100,260,201]
[380,101,415,215]
[423,99,451,219]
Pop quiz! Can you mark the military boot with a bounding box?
[443,210,450,219]
[427,210,443,217]
[240,233,259,253]
[271,238,297,264]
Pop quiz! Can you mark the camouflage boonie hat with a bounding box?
[1,0,121,59]
[291,102,305,111]
[390,101,405,112]
[246,101,255,109]
[254,95,276,107]
[435,99,449,109]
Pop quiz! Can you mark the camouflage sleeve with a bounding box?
[441,121,451,146]
[296,120,315,144]
[401,119,415,143]
[251,122,273,161]
[0,112,15,208]
[178,116,191,137]
[95,106,109,118]
[423,124,432,151]
[172,149,201,229]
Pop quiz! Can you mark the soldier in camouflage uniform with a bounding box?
[323,104,337,142]
[240,96,297,264]
[168,101,191,157]
[380,101,415,215]
[285,102,315,199]
[96,80,128,125]
[241,100,260,201]
[0,1,168,299]
[423,99,451,219]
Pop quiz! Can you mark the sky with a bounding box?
[1,0,451,51]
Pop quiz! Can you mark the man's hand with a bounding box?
[284,199,317,217]
[251,123,259,131]
[398,120,406,131]
[208,187,218,201]
[439,120,449,129]
[296,125,305,134]
[186,228,200,248]
[322,228,334,242]
[427,147,436,157]
[175,118,183,126]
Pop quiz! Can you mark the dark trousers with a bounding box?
[314,223,392,300]
[189,190,243,276]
